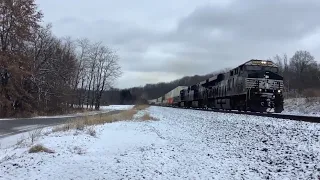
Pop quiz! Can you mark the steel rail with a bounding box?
[156,105,320,123]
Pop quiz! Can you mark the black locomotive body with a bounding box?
[178,60,284,113]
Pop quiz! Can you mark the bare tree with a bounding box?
[73,38,90,108]
[289,50,317,92]
[84,42,101,109]
[271,53,291,91]
[94,47,121,109]
[270,50,320,98]
[28,24,57,109]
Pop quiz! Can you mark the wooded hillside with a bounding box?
[101,74,214,105]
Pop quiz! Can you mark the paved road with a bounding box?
[0,110,123,139]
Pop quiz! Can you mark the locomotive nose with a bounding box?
[259,80,270,89]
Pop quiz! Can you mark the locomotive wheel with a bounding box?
[243,107,247,112]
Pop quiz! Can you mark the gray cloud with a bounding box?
[36,0,320,88]
[157,0,320,75]
[181,0,320,41]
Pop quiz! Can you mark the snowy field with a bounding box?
[283,97,320,116]
[1,106,320,179]
[100,105,134,111]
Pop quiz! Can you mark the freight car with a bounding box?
[148,86,187,106]
[150,59,284,113]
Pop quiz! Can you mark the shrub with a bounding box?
[29,144,54,153]
[87,127,96,137]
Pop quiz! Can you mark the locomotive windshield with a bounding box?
[247,70,283,80]
[246,65,283,80]
[245,65,278,73]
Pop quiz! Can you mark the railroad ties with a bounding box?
[157,105,320,123]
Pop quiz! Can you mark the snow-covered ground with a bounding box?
[1,106,320,179]
[100,105,134,111]
[283,97,320,116]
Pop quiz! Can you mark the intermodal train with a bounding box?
[148,59,284,113]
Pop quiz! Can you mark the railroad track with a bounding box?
[156,105,320,123]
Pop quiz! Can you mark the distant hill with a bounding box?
[101,69,229,105]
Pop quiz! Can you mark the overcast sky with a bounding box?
[35,0,320,89]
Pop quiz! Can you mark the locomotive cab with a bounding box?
[242,60,284,113]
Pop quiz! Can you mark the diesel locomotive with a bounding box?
[149,59,284,113]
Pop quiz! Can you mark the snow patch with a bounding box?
[100,105,134,110]
[283,97,320,116]
[1,106,320,179]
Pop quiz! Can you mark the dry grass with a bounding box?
[16,135,26,147]
[51,104,151,133]
[28,128,43,144]
[140,112,158,121]
[112,109,137,121]
[133,104,150,110]
[29,144,54,153]
[52,122,73,132]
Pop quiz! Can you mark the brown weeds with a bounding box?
[29,144,54,153]
[51,104,151,133]
[87,126,96,137]
[133,104,150,110]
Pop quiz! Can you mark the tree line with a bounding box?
[102,74,218,105]
[0,0,121,118]
[271,50,320,98]
[102,50,320,105]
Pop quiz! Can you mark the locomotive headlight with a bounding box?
[277,89,281,93]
